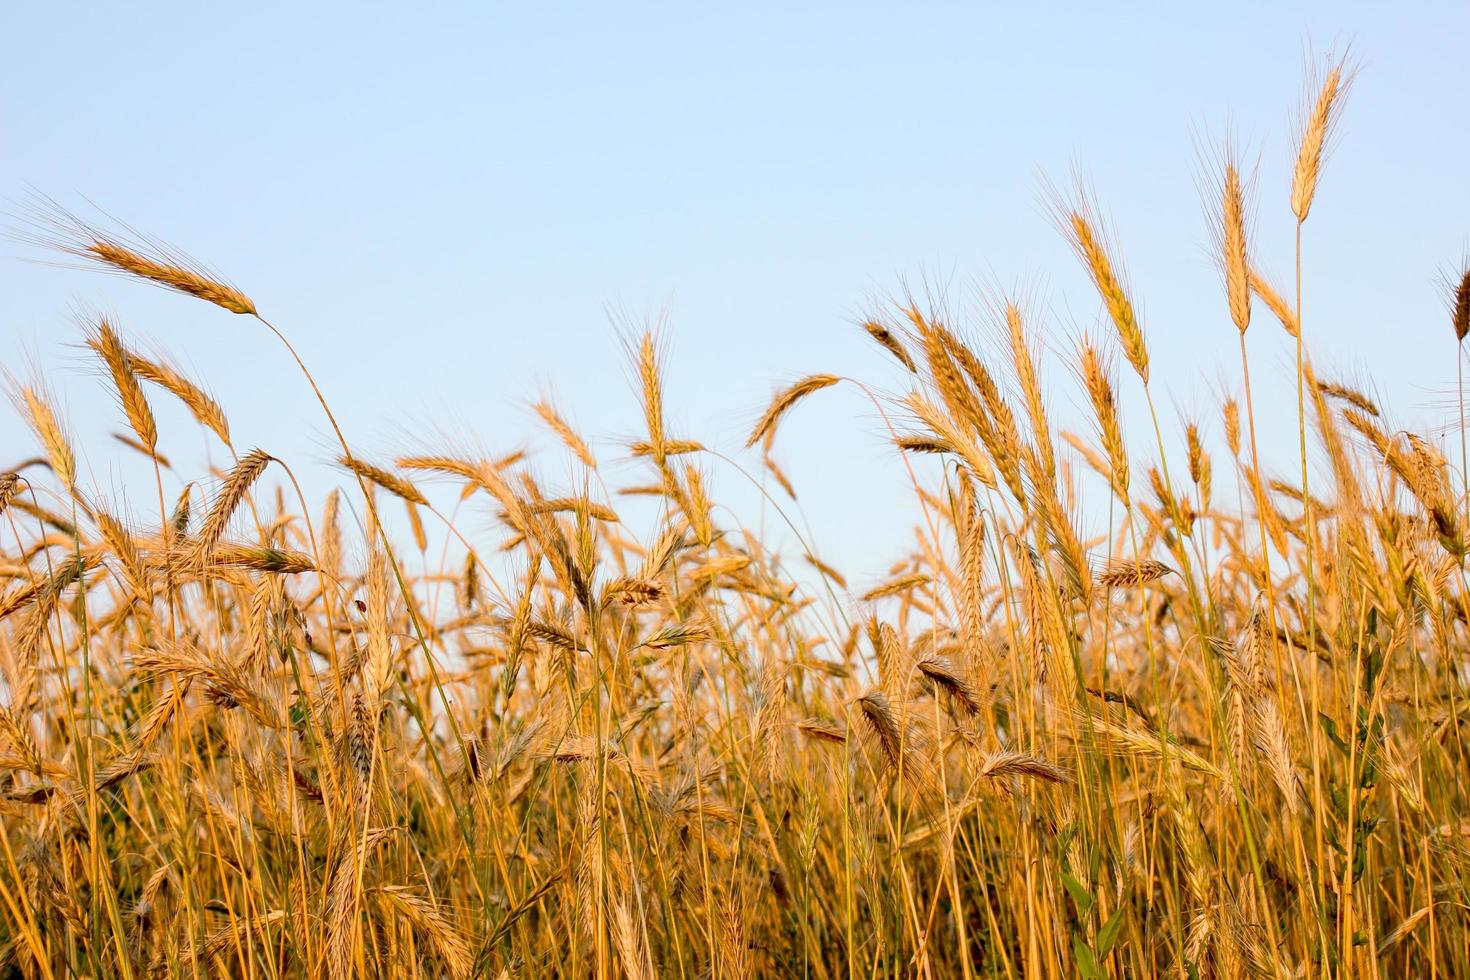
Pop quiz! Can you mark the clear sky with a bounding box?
[3,2,1468,584]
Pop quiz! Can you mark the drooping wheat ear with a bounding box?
[796,719,847,743]
[208,544,316,574]
[1448,265,1470,343]
[1247,266,1299,337]
[599,575,664,609]
[1315,378,1380,417]
[1220,160,1251,333]
[0,473,19,518]
[1291,52,1355,223]
[178,909,288,973]
[1380,905,1438,956]
[915,656,982,715]
[133,642,275,725]
[88,319,157,453]
[531,497,619,522]
[1097,558,1175,589]
[1073,704,1226,781]
[629,437,703,458]
[978,751,1072,786]
[534,398,597,468]
[746,374,840,449]
[128,862,171,941]
[856,690,932,792]
[804,552,847,588]
[12,384,76,495]
[1077,337,1129,501]
[396,453,504,492]
[125,350,232,446]
[194,449,272,559]
[111,432,169,467]
[857,690,904,772]
[32,202,258,314]
[861,572,930,603]
[894,434,953,455]
[372,885,473,980]
[1060,430,1112,486]
[0,708,44,778]
[762,452,797,500]
[338,455,427,506]
[1053,186,1149,383]
[862,319,917,372]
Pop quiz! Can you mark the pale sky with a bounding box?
[3,2,1467,583]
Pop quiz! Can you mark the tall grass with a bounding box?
[2,54,1467,978]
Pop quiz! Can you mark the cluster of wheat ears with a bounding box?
[1,51,1468,980]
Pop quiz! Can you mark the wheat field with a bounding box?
[1,52,1467,979]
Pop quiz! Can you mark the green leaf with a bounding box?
[1061,871,1094,916]
[1097,904,1128,956]
[1318,713,1348,754]
[1073,936,1106,980]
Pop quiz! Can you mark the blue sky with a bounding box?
[3,2,1468,583]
